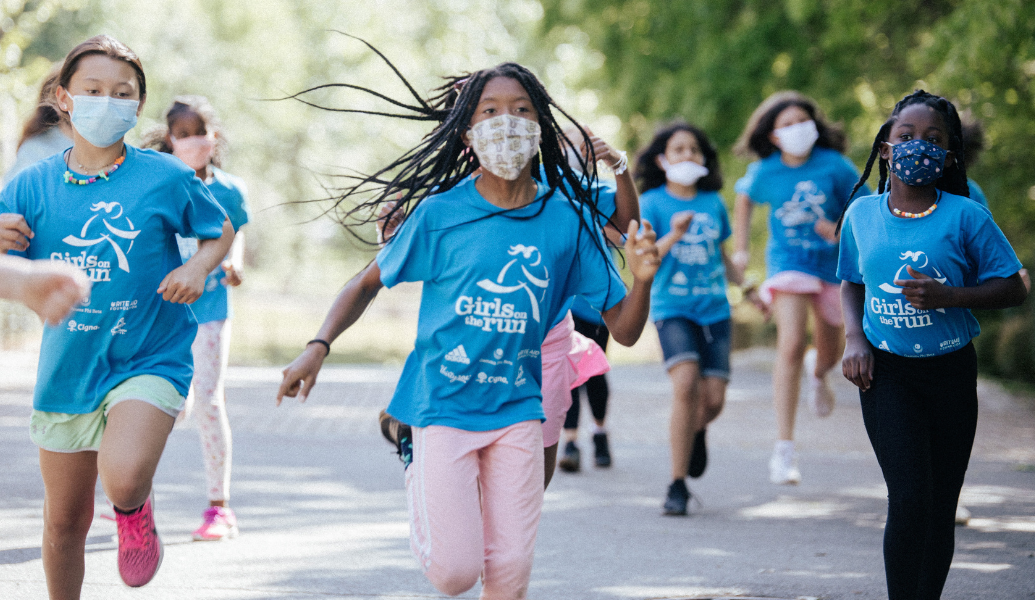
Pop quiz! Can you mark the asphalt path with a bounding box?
[1,348,1033,599]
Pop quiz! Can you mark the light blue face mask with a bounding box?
[69,95,139,147]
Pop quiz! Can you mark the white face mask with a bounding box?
[660,156,709,186]
[467,114,542,180]
[773,119,819,157]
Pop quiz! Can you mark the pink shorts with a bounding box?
[759,270,843,326]
[539,311,611,448]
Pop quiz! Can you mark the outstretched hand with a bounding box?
[895,265,952,310]
[277,345,327,406]
[625,219,660,281]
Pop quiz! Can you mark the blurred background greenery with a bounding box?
[1,0,1033,380]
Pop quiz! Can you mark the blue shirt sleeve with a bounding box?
[735,161,760,196]
[717,198,732,243]
[567,225,626,313]
[180,174,228,240]
[836,206,863,284]
[223,177,250,231]
[967,180,989,210]
[377,204,435,288]
[962,207,1022,284]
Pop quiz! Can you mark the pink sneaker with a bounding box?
[115,493,163,587]
[192,506,239,541]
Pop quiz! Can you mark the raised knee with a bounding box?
[427,564,481,596]
[102,477,151,511]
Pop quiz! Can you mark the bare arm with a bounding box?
[610,169,639,231]
[895,267,1027,311]
[277,260,385,404]
[0,255,90,324]
[654,212,692,259]
[731,192,753,280]
[158,219,235,303]
[601,220,659,346]
[220,229,246,287]
[841,281,873,390]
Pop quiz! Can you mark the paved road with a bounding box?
[1,349,1033,599]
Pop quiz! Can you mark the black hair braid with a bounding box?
[282,36,620,297]
[836,90,969,234]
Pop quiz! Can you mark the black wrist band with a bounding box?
[307,339,331,355]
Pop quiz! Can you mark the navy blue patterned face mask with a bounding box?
[887,139,948,186]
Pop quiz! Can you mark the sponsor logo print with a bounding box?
[110,300,138,311]
[878,340,890,351]
[494,348,504,359]
[445,344,471,365]
[517,349,540,360]
[66,320,99,333]
[914,343,923,353]
[440,364,470,384]
[515,365,527,386]
[939,337,961,350]
[111,318,127,336]
[476,372,509,385]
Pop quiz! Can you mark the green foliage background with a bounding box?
[1,0,1034,376]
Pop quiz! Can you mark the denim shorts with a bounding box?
[655,317,731,380]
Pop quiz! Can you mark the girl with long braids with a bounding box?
[838,90,1026,599]
[732,91,867,485]
[277,49,659,599]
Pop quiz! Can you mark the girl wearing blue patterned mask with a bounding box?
[277,53,659,599]
[731,91,868,485]
[837,90,1027,600]
[0,35,234,596]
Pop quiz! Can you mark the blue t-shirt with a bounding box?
[377,176,626,431]
[837,192,1021,358]
[640,187,731,325]
[176,167,250,324]
[570,294,605,325]
[734,160,759,195]
[967,179,989,210]
[0,146,228,413]
[746,147,866,283]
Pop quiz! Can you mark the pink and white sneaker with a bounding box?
[115,492,163,587]
[192,506,239,541]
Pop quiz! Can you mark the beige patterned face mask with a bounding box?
[467,114,542,180]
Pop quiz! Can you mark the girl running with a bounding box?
[0,35,234,596]
[278,55,659,599]
[143,96,250,541]
[635,122,739,515]
[732,91,866,484]
[838,90,1026,600]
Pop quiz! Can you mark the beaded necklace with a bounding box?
[63,148,126,185]
[890,190,941,219]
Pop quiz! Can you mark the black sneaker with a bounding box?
[378,409,413,470]
[663,479,690,516]
[592,432,612,468]
[688,429,708,478]
[558,440,581,472]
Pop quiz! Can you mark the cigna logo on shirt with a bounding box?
[454,244,550,335]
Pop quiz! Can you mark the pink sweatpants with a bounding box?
[407,421,545,599]
[540,311,610,447]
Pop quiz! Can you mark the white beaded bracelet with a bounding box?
[608,150,628,175]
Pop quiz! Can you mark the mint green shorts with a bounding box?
[30,375,184,453]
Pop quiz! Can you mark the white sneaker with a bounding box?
[955,504,971,526]
[804,348,835,418]
[769,442,801,485]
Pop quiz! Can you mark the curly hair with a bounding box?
[633,121,723,193]
[733,90,845,159]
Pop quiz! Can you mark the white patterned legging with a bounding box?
[185,319,233,502]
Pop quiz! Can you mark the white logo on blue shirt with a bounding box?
[58,202,141,280]
[110,318,127,336]
[775,181,827,228]
[870,250,946,330]
[445,344,470,364]
[456,244,550,334]
[475,244,549,323]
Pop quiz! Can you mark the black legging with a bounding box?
[564,315,610,430]
[860,343,978,600]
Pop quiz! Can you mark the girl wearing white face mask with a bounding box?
[0,35,235,596]
[143,96,250,542]
[634,122,744,515]
[731,91,868,485]
[278,58,659,599]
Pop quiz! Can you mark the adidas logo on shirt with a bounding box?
[445,345,471,365]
